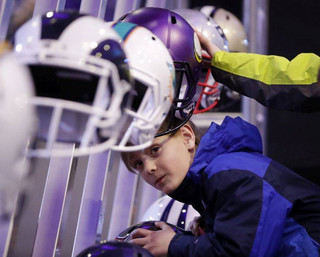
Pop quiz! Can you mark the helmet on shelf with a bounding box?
[119,7,202,136]
[115,220,191,242]
[141,195,200,230]
[199,5,249,52]
[14,11,134,157]
[173,8,229,114]
[111,22,175,152]
[0,51,36,216]
[76,241,153,257]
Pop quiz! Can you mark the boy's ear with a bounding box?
[180,124,195,151]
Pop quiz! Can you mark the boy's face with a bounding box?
[128,125,195,194]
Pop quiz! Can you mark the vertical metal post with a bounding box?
[33,0,58,16]
[242,0,269,150]
[71,151,110,256]
[145,0,166,8]
[80,0,100,16]
[107,156,138,240]
[113,0,136,20]
[133,178,162,223]
[0,0,14,40]
[166,0,189,9]
[31,143,74,257]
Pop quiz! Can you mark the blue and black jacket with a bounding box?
[169,116,320,256]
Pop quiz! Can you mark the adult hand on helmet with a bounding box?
[195,30,221,58]
[129,221,176,257]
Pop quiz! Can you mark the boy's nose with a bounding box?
[144,160,156,174]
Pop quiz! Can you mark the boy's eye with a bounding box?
[151,146,160,154]
[134,160,143,170]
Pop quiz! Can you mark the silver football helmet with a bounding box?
[199,5,249,53]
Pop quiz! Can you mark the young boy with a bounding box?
[121,115,320,256]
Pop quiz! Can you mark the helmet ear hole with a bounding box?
[171,16,177,24]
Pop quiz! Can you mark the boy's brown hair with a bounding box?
[121,115,201,173]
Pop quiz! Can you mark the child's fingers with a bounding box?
[129,237,147,246]
[154,221,170,230]
[131,228,151,239]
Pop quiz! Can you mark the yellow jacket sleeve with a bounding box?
[211,51,320,112]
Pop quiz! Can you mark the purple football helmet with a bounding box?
[76,241,153,257]
[119,7,203,136]
[115,220,192,242]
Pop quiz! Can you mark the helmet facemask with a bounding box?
[14,12,133,157]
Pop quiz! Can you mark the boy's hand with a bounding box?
[188,216,206,236]
[129,221,176,257]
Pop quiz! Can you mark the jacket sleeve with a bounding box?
[168,169,290,257]
[211,51,320,112]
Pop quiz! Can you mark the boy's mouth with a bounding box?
[155,175,166,187]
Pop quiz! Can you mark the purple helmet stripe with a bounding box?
[41,11,87,40]
[160,198,175,222]
[177,203,189,229]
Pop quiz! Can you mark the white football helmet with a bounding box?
[119,7,203,136]
[173,8,229,114]
[111,22,175,152]
[14,11,133,157]
[0,52,36,216]
[141,195,200,230]
[199,5,249,53]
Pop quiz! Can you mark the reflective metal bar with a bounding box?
[31,143,74,257]
[80,0,100,16]
[0,0,14,40]
[145,0,166,8]
[242,0,268,150]
[134,178,161,223]
[71,151,110,256]
[107,156,138,240]
[113,0,135,20]
[33,0,58,16]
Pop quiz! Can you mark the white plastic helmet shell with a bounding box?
[14,12,132,157]
[173,8,229,55]
[141,195,200,230]
[200,5,249,52]
[111,22,175,152]
[0,53,36,215]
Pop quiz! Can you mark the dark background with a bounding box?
[191,0,320,185]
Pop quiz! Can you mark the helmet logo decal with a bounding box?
[112,22,138,42]
[193,32,202,63]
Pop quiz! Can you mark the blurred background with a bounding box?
[0,0,319,256]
